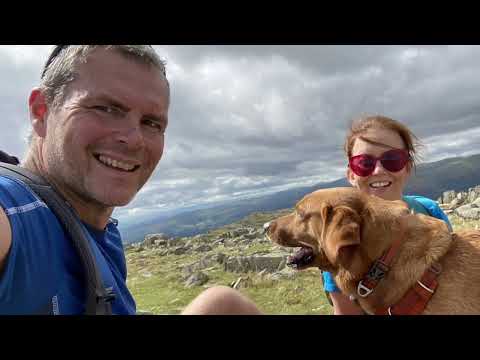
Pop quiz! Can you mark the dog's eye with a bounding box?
[296,209,310,221]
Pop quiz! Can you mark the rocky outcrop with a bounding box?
[438,186,480,220]
[184,271,209,287]
[223,253,289,273]
[126,217,303,289]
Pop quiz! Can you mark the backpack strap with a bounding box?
[0,162,114,315]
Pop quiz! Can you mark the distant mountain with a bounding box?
[119,153,480,244]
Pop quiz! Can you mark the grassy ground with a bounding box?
[126,239,333,314]
[126,212,478,315]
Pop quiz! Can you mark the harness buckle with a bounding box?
[366,260,389,281]
[357,281,374,298]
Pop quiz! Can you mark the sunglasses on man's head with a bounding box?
[348,149,410,177]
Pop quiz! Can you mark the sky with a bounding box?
[1,45,479,225]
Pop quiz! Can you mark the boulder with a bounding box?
[173,246,191,255]
[269,267,297,281]
[143,233,168,247]
[455,204,480,220]
[184,272,209,287]
[472,198,480,208]
[193,244,213,252]
[212,238,225,247]
[224,254,288,273]
[441,190,456,204]
[449,198,465,209]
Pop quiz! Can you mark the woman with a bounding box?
[322,115,452,315]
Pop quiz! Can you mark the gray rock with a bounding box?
[223,240,236,247]
[173,246,191,255]
[441,190,457,204]
[212,238,224,247]
[184,272,209,287]
[269,267,297,281]
[151,249,167,256]
[194,244,213,252]
[183,257,214,276]
[471,198,480,208]
[143,233,168,247]
[449,198,465,209]
[154,239,168,247]
[243,233,258,240]
[211,252,226,264]
[224,254,288,273]
[455,204,480,220]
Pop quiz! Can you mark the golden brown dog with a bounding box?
[265,187,480,314]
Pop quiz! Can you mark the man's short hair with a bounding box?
[40,45,169,110]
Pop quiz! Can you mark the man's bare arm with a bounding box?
[0,206,12,273]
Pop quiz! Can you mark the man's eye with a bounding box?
[92,105,120,115]
[143,119,166,133]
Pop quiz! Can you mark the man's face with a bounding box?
[42,48,170,208]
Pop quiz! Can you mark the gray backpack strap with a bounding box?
[0,162,114,315]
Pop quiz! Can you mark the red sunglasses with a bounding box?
[349,149,410,177]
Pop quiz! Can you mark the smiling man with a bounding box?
[0,45,170,314]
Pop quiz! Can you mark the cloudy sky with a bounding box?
[1,45,479,225]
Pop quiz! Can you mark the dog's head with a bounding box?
[265,187,408,278]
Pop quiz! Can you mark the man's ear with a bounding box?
[323,206,361,269]
[29,88,48,138]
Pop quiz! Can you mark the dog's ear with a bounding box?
[322,205,362,269]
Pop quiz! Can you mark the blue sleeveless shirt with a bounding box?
[0,175,136,314]
[322,195,452,293]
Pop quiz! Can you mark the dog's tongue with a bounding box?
[287,247,314,269]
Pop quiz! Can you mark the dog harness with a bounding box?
[355,230,444,315]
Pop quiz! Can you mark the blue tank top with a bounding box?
[0,175,136,314]
[322,195,452,293]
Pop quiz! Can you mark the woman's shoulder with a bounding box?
[403,194,452,228]
[403,195,440,209]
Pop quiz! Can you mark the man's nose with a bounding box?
[114,125,145,149]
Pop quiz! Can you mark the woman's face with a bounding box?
[347,127,411,201]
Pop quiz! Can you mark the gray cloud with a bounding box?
[1,45,479,224]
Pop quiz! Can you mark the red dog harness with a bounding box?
[355,235,442,315]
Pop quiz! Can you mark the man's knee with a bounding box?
[182,285,262,315]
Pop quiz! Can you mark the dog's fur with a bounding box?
[266,187,480,314]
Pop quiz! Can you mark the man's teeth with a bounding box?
[98,155,135,171]
[370,181,391,188]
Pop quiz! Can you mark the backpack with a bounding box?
[0,162,115,315]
